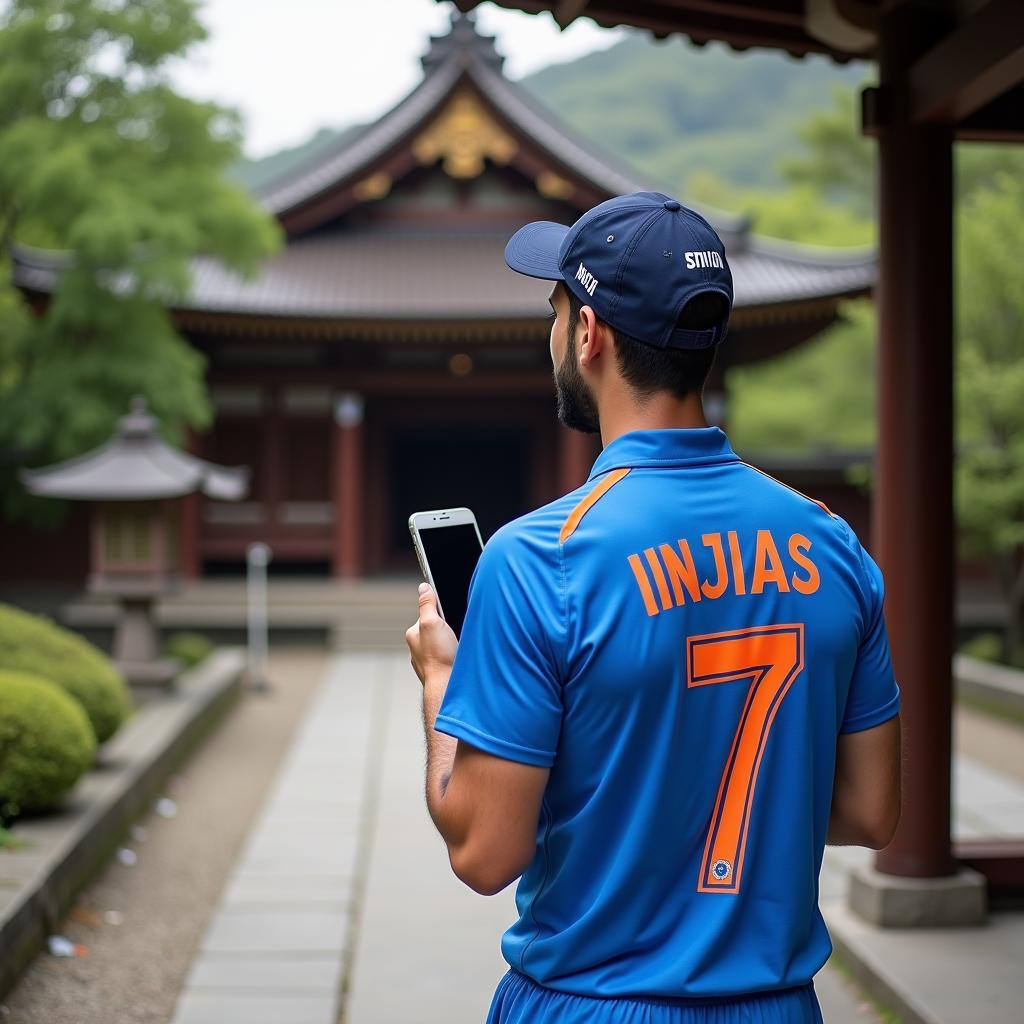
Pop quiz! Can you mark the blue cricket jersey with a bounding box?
[434,427,900,1000]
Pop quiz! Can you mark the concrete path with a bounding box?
[821,744,1024,1024]
[166,649,1024,1024]
[344,654,519,1024]
[170,652,390,1024]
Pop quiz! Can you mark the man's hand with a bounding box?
[405,579,550,896]
[405,582,458,685]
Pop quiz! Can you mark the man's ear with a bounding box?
[578,305,606,366]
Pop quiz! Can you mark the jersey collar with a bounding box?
[587,426,739,480]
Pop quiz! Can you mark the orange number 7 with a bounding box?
[686,624,805,894]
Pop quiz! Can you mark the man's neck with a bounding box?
[597,392,709,448]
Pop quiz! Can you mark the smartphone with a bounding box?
[408,507,484,639]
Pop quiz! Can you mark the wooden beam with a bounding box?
[554,0,589,28]
[909,0,1024,124]
[956,85,1024,141]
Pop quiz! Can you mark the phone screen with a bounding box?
[419,523,483,639]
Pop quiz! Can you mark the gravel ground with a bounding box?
[1,645,328,1024]
[1,652,1015,1024]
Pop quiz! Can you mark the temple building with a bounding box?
[9,14,874,581]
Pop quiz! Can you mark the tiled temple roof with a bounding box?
[10,13,874,325]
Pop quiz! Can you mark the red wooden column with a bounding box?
[264,388,284,531]
[557,425,596,492]
[332,391,365,579]
[179,426,202,580]
[871,6,957,881]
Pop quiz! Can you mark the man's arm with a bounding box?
[409,583,550,895]
[827,714,901,848]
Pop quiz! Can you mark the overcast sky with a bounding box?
[169,0,624,158]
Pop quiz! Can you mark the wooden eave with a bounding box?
[274,69,616,239]
[458,0,1024,143]
[449,0,869,61]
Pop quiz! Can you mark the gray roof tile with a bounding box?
[9,18,876,323]
[13,231,874,319]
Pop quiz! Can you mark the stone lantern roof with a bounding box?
[19,396,248,502]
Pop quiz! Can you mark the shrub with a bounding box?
[0,604,130,744]
[959,631,1024,668]
[163,631,213,669]
[0,670,96,817]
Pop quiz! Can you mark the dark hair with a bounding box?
[565,289,726,402]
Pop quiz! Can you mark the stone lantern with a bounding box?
[19,395,248,686]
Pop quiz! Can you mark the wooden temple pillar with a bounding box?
[179,426,203,580]
[557,425,596,492]
[332,391,365,579]
[852,3,984,925]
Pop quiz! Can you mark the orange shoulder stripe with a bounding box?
[741,462,836,518]
[560,467,632,543]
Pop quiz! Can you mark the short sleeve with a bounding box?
[841,540,901,734]
[434,523,564,768]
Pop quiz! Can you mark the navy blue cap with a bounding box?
[504,191,733,349]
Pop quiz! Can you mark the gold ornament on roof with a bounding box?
[353,172,392,201]
[536,171,574,200]
[412,90,518,178]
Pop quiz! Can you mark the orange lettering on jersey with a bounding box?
[727,530,746,596]
[644,547,674,611]
[627,553,660,616]
[659,540,702,605]
[751,530,790,594]
[789,534,820,595]
[700,533,728,599]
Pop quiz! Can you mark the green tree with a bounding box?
[685,167,876,458]
[0,0,280,523]
[780,84,1024,215]
[780,85,874,218]
[727,85,1024,662]
[688,170,874,247]
[728,299,876,455]
[955,173,1024,663]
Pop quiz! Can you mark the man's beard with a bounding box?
[554,330,600,434]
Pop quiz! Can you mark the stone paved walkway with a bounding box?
[170,649,1024,1024]
[170,653,389,1024]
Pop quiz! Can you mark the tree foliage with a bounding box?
[688,170,874,247]
[728,300,876,455]
[954,173,1024,659]
[717,83,1024,660]
[779,86,874,218]
[0,0,281,523]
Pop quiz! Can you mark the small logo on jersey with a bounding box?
[712,859,732,881]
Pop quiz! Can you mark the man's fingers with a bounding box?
[418,582,440,620]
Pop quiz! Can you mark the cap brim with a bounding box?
[504,221,569,280]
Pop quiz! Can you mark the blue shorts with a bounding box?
[485,968,824,1024]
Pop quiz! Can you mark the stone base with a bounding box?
[117,657,182,688]
[245,667,273,694]
[849,863,987,927]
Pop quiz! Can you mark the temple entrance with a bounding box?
[386,428,531,571]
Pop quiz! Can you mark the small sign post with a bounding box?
[246,542,272,693]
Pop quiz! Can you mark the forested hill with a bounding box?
[234,32,868,194]
[520,35,866,190]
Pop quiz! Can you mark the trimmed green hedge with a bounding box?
[163,631,213,669]
[0,604,130,744]
[0,670,96,815]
